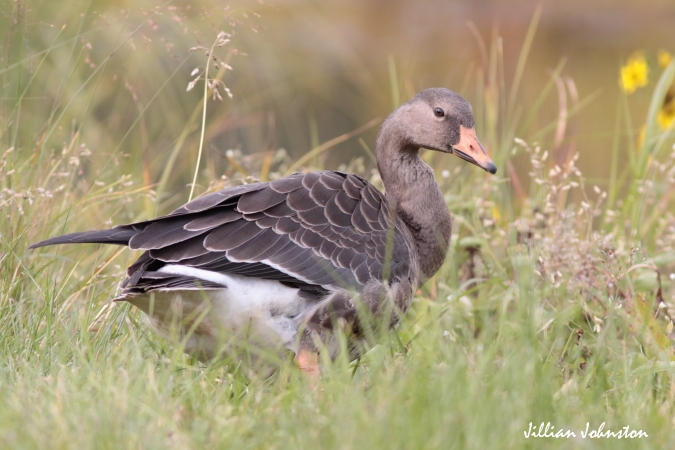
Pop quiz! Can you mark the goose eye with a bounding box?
[433,107,445,117]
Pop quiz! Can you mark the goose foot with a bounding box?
[295,348,320,388]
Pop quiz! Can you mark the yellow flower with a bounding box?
[658,109,675,130]
[657,88,675,130]
[658,49,673,68]
[620,53,649,94]
[491,204,501,222]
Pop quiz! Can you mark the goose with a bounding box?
[30,88,496,377]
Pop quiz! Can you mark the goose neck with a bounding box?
[375,120,452,281]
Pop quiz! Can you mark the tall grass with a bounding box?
[2,2,675,449]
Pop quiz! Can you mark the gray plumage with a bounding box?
[30,87,496,360]
[32,171,408,292]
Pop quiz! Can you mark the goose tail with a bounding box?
[29,227,138,249]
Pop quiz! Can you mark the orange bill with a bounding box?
[452,126,497,174]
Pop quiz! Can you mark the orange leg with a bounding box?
[295,348,320,388]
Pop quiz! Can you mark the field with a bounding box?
[2,1,675,448]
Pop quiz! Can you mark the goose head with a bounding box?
[389,88,497,175]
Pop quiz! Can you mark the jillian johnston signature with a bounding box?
[524,422,648,439]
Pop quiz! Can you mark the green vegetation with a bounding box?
[2,2,675,449]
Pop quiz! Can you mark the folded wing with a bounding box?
[32,171,411,299]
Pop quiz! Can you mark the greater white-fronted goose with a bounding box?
[30,88,496,376]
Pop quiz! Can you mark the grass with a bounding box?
[2,2,675,449]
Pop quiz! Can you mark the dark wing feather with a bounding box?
[211,220,264,251]
[263,201,295,218]
[275,217,301,234]
[116,271,227,298]
[343,174,365,198]
[184,208,241,231]
[129,217,206,250]
[297,206,329,226]
[325,195,353,227]
[203,220,251,251]
[335,190,358,214]
[270,175,304,193]
[148,234,210,261]
[249,234,296,261]
[287,188,318,211]
[29,226,142,249]
[238,188,288,213]
[32,171,411,299]
[318,171,345,190]
[301,171,322,190]
[226,227,281,261]
[177,183,268,214]
[309,179,337,206]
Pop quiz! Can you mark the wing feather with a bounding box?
[263,201,296,218]
[269,174,304,193]
[203,220,250,251]
[238,188,287,213]
[299,228,324,250]
[226,227,282,261]
[253,235,296,261]
[129,217,205,250]
[287,187,317,211]
[301,172,322,190]
[184,208,241,231]
[309,179,337,206]
[335,190,358,214]
[336,247,357,268]
[213,220,264,251]
[319,172,345,190]
[178,183,267,214]
[114,170,409,296]
[343,174,365,199]
[149,234,209,261]
[325,195,353,227]
[296,206,328,226]
[276,216,301,234]
[256,215,278,228]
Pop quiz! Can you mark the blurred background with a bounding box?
[2,0,674,215]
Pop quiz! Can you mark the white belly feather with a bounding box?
[125,265,313,360]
